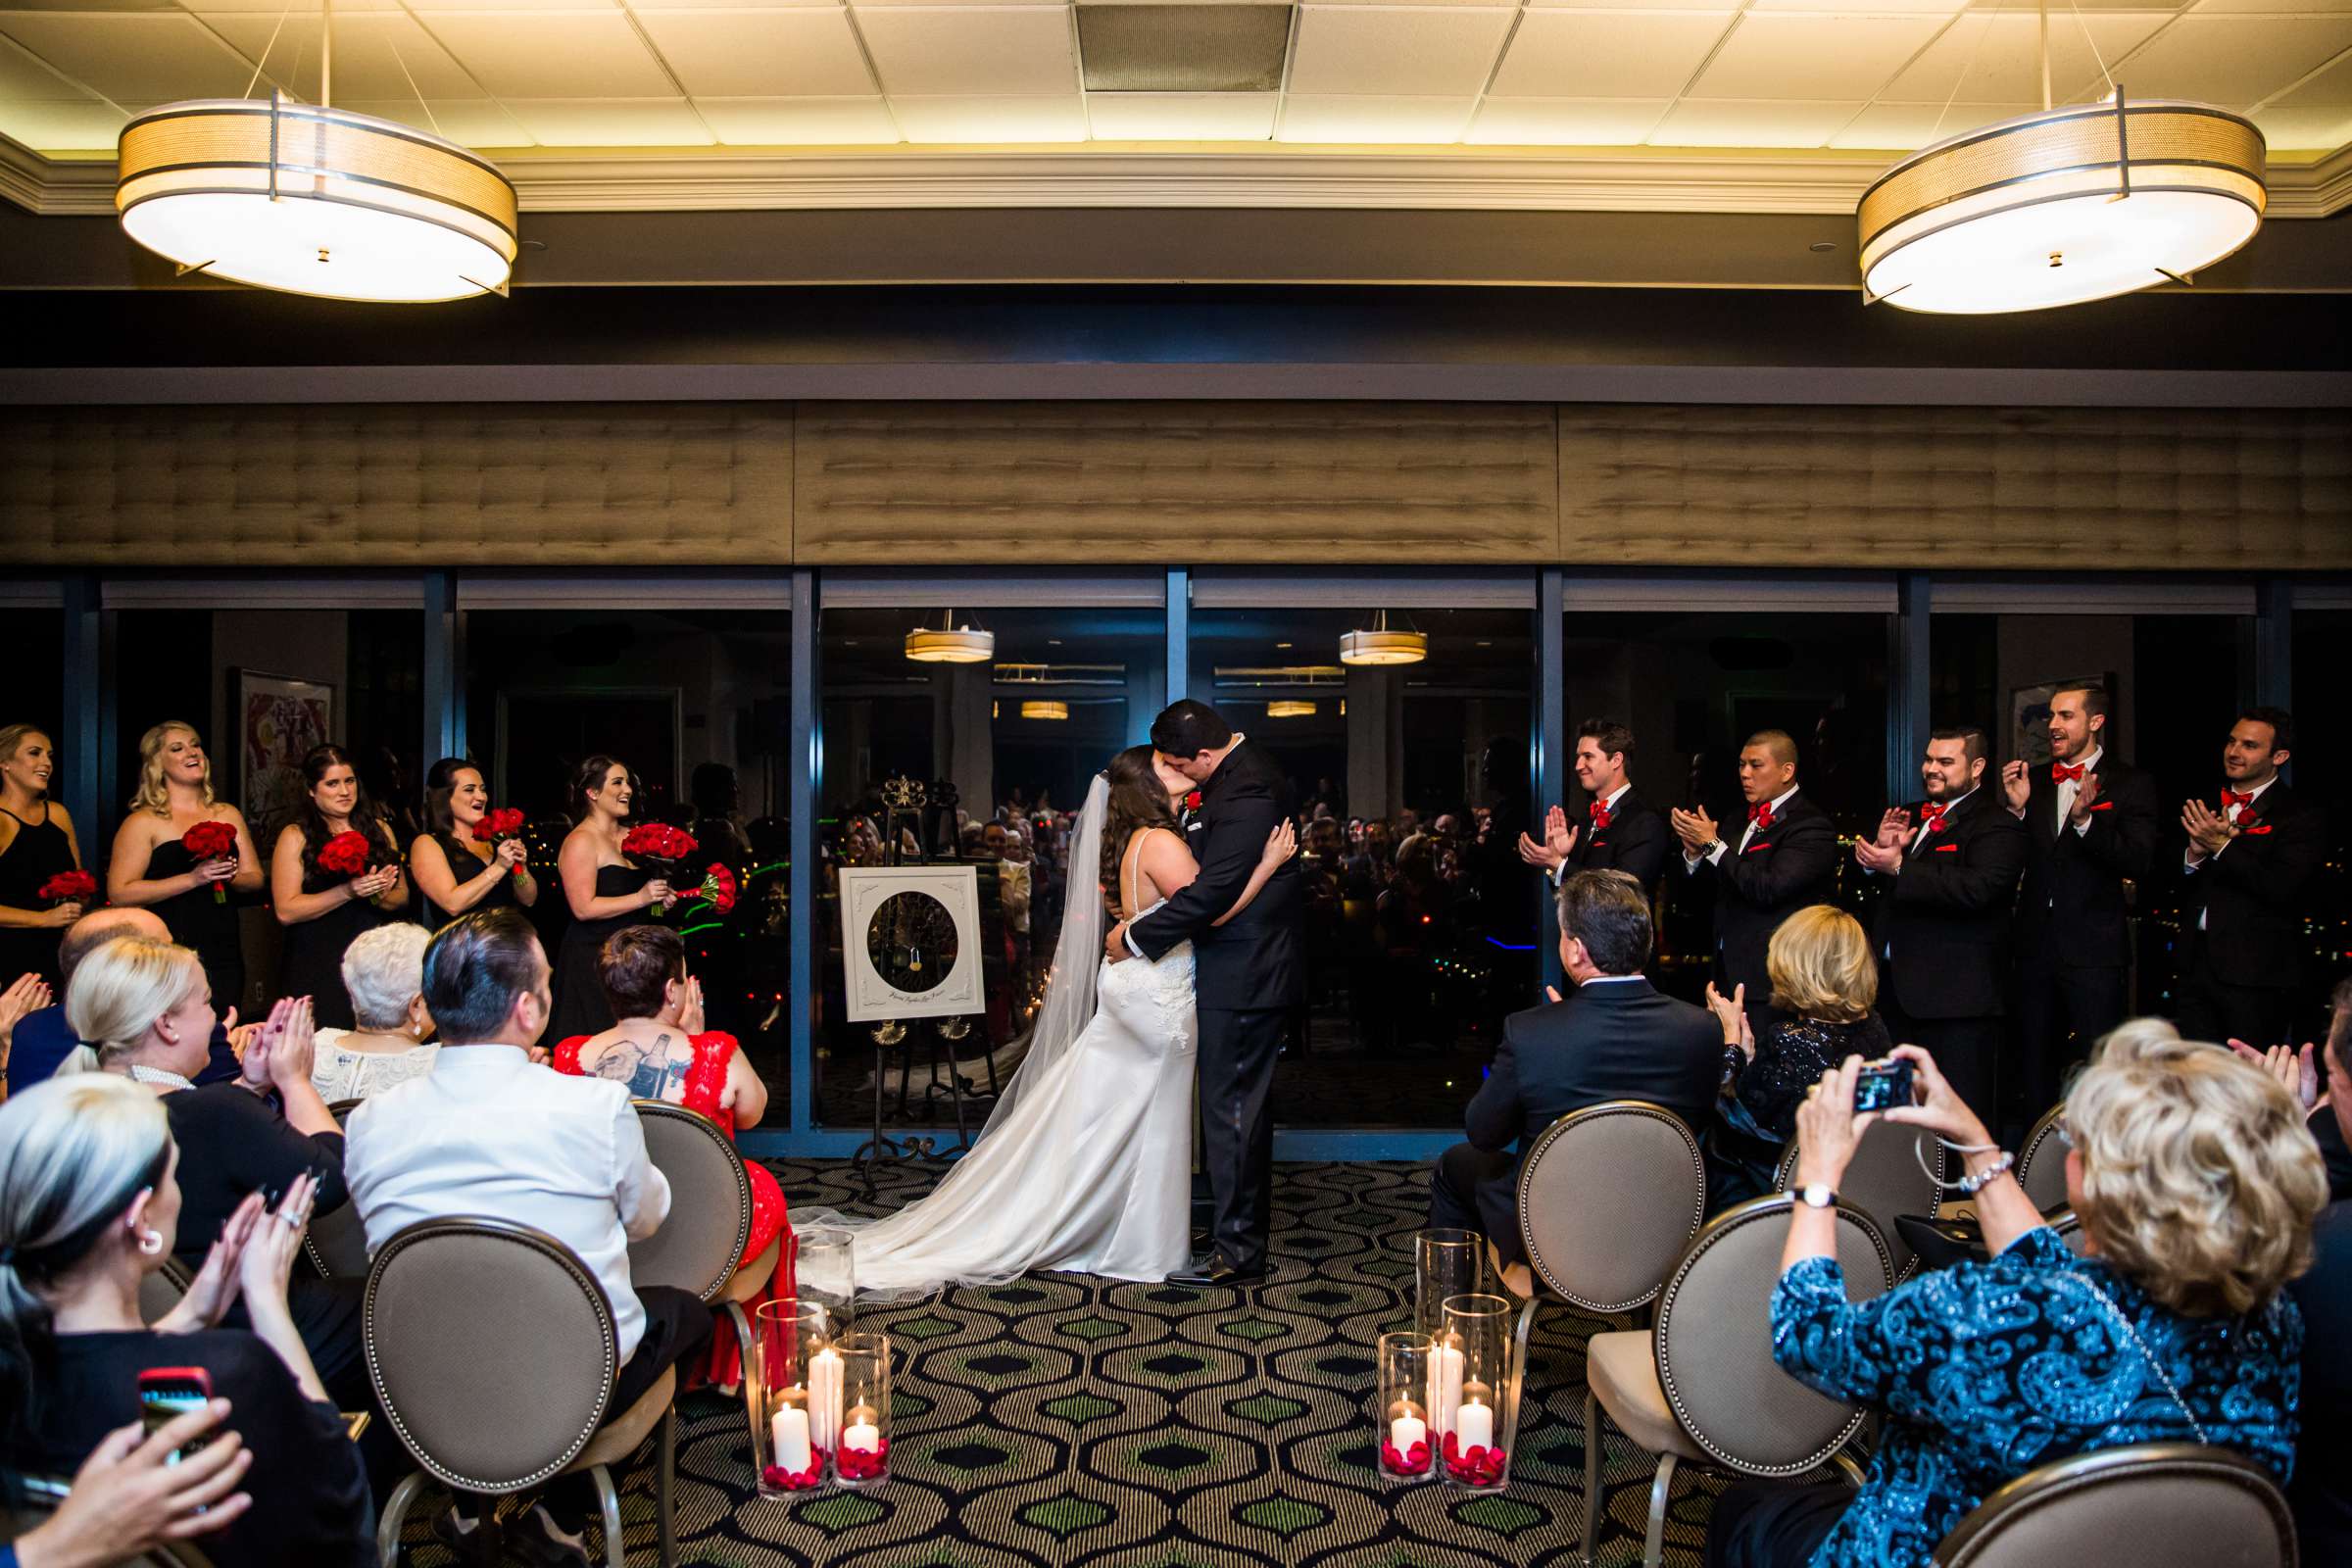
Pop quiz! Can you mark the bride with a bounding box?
[800,744,1295,1297]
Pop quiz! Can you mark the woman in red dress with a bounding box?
[553,923,789,1388]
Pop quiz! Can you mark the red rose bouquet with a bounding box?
[181,819,239,904]
[621,823,699,867]
[695,861,738,914]
[316,830,375,878]
[37,869,97,908]
[472,808,528,875]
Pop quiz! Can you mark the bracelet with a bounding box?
[1913,1139,2015,1193]
[1954,1152,2015,1197]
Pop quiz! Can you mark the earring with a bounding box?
[136,1228,164,1256]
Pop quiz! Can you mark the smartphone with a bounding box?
[1853,1058,1916,1113]
[137,1366,215,1462]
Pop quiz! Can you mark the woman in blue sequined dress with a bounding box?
[1707,1030,2327,1568]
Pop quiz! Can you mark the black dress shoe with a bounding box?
[1169,1253,1267,1287]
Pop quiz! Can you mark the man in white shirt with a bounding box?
[346,907,709,1568]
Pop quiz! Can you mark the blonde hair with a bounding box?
[2069,1040,2327,1317]
[342,921,430,1031]
[1765,905,1875,1021]
[2091,1015,2187,1063]
[129,721,212,817]
[61,936,206,1072]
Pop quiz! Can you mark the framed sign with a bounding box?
[235,669,334,843]
[839,865,983,1022]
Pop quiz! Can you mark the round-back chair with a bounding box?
[1934,1443,2295,1568]
[302,1099,371,1281]
[1777,1118,1943,1283]
[2015,1103,2072,1215]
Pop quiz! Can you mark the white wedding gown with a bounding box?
[798,785,1198,1298]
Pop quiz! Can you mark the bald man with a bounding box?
[6,906,241,1093]
[1669,730,1838,1005]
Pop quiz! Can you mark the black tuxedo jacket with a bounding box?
[1876,789,2027,1020]
[1684,789,1838,1003]
[1127,737,1305,1009]
[1463,976,1724,1155]
[2015,755,2160,970]
[1557,786,1670,898]
[2182,780,2328,992]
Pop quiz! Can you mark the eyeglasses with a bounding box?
[2055,1117,2076,1151]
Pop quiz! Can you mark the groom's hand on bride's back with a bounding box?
[1104,919,1134,963]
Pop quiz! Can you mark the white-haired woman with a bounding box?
[310,922,438,1102]
[107,721,265,1015]
[0,1074,369,1565]
[1706,1033,2325,1568]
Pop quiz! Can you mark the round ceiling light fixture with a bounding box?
[1857,89,2265,315]
[1018,701,1069,721]
[1266,700,1317,718]
[906,611,995,664]
[1340,611,1427,667]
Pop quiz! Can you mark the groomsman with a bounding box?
[2178,707,2328,1049]
[1515,718,1669,900]
[1670,730,1837,1005]
[1855,726,2026,1115]
[2001,683,2160,1120]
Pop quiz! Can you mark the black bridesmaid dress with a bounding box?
[276,831,404,1030]
[549,862,654,1039]
[417,831,520,930]
[0,802,74,989]
[145,837,245,1013]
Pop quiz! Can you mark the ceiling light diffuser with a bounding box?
[1340,611,1427,667]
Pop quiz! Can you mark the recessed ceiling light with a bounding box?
[1809,241,1837,253]
[1276,642,1293,650]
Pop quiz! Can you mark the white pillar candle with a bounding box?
[770,1404,811,1474]
[1390,1414,1428,1453]
[843,1405,881,1454]
[808,1348,844,1452]
[1429,1343,1464,1438]
[1456,1398,1494,1452]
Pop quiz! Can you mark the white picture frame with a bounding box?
[839,865,984,1022]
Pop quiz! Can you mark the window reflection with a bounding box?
[2291,610,2351,1026]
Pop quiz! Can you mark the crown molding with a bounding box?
[8,137,2349,220]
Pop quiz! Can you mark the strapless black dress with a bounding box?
[276,832,406,1030]
[146,837,245,1012]
[417,831,521,931]
[549,863,655,1038]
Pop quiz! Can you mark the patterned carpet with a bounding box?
[399,1159,1738,1567]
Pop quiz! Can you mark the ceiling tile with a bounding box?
[1085,89,1280,136]
[630,0,842,8]
[1749,0,1959,10]
[1076,5,1293,92]
[888,93,1088,138]
[1828,98,2037,147]
[502,96,716,142]
[2108,15,2352,102]
[634,9,873,96]
[853,7,1076,95]
[1287,7,1516,96]
[2248,103,2352,149]
[177,0,407,12]
[415,12,677,96]
[2186,0,2352,13]
[0,13,253,101]
[1466,95,1670,140]
[1690,14,1946,99]
[205,14,484,101]
[1529,0,1742,9]
[1882,12,2173,104]
[0,98,126,152]
[1648,95,1864,143]
[1276,91,1477,139]
[2277,48,2352,103]
[693,94,903,140]
[339,97,537,144]
[1488,12,1733,99]
[0,37,89,99]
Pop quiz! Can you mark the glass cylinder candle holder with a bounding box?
[1413,1229,1483,1341]
[830,1332,891,1488]
[750,1299,832,1496]
[798,1226,857,1327]
[1375,1332,1437,1482]
[1439,1294,1515,1492]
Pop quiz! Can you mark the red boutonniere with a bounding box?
[1184,790,1202,813]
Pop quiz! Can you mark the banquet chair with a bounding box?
[1776,1119,1943,1283]
[3,1475,215,1567]
[1582,1196,1892,1568]
[627,1100,780,1420]
[136,1256,194,1325]
[303,1099,371,1281]
[2014,1104,2073,1215]
[364,1216,676,1568]
[1932,1443,2295,1568]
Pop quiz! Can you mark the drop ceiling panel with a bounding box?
[854,7,1078,95]
[1287,7,1517,96]
[695,94,903,140]
[2278,48,2352,103]
[1829,98,2036,146]
[2252,103,2352,149]
[502,95,715,141]
[340,97,536,144]
[1075,5,1293,91]
[633,9,875,96]
[1489,12,1735,99]
[1467,94,1671,139]
[1881,12,2173,104]
[1277,91,1479,138]
[0,13,253,101]
[177,0,405,12]
[632,0,843,8]
[1085,89,1281,136]
[2109,16,2352,102]
[415,12,678,96]
[889,92,1088,137]
[1690,14,1948,98]
[1649,94,1864,142]
[206,14,485,101]
[0,37,84,98]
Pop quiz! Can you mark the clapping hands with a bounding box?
[2230,1038,2324,1114]
[1669,804,1719,855]
[2181,799,2233,859]
[1515,805,1577,871]
[1703,981,1753,1055]
[239,996,317,1096]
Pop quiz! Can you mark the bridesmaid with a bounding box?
[0,724,84,989]
[270,744,407,1030]
[548,755,673,1039]
[106,720,265,1011]
[409,758,538,930]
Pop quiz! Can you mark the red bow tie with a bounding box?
[1747,802,1775,829]
[1590,803,1613,831]
[2051,762,2085,784]
[2221,790,2254,810]
[1919,802,1949,831]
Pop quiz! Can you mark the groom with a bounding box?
[1107,699,1303,1285]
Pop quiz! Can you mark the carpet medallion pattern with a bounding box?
[401,1159,1729,1566]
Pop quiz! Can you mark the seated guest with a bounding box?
[2,1396,253,1566]
[0,1074,371,1566]
[556,925,788,1388]
[1429,869,1721,1293]
[346,908,709,1567]
[0,971,50,1105]
[1703,906,1891,1208]
[66,939,368,1416]
[1707,1035,2322,1568]
[7,908,241,1096]
[309,923,438,1102]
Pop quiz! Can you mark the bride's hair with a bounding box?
[1101,745,1180,906]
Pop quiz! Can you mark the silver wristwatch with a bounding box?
[1791,1182,1838,1210]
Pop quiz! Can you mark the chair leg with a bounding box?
[659,1405,677,1568]
[376,1470,428,1568]
[1509,1294,1540,1456]
[1581,1388,1601,1568]
[1829,1447,1865,1488]
[591,1462,625,1568]
[1642,1452,1679,1568]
